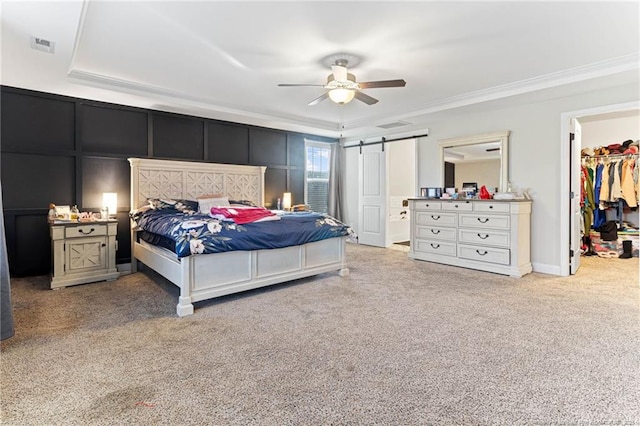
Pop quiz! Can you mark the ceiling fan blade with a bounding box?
[308,93,329,106]
[331,65,348,82]
[278,83,325,87]
[354,91,379,105]
[357,79,406,89]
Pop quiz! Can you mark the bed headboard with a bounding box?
[128,158,266,209]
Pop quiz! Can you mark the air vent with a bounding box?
[30,36,55,54]
[377,121,410,129]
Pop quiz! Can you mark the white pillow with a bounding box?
[198,196,230,214]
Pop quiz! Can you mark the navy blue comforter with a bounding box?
[133,208,354,258]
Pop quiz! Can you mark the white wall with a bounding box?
[389,139,416,197]
[581,114,640,148]
[343,77,639,275]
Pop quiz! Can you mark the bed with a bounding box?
[129,158,351,316]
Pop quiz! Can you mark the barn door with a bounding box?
[358,143,388,247]
[570,118,582,274]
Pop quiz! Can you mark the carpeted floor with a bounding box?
[1,243,639,425]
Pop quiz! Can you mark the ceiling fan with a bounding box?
[278,59,406,106]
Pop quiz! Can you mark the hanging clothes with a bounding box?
[599,161,611,208]
[593,162,606,229]
[621,158,637,208]
[581,164,594,234]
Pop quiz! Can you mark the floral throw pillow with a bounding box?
[147,198,198,213]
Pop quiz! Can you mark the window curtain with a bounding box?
[328,142,344,221]
[1,181,15,340]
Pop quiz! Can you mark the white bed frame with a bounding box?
[129,158,349,316]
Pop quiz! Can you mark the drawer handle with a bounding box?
[425,204,430,207]
[477,233,489,239]
[431,229,440,235]
[476,249,488,256]
[477,217,489,223]
[431,215,440,220]
[454,204,458,208]
[78,228,95,235]
[489,205,494,209]
[430,243,440,249]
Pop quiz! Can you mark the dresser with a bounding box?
[408,199,532,277]
[50,220,119,289]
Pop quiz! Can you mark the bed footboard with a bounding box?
[133,236,348,316]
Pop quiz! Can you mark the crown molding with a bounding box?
[345,53,640,130]
[66,52,639,140]
[66,68,339,133]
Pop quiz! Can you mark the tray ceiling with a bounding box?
[2,1,639,139]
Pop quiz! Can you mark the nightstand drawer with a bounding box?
[65,224,107,239]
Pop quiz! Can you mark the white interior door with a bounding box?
[358,143,388,247]
[570,118,582,274]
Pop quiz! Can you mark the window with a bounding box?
[305,140,331,213]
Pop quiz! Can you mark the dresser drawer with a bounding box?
[413,201,441,210]
[458,244,510,265]
[64,224,108,239]
[473,202,510,213]
[414,239,457,257]
[459,214,510,230]
[415,225,457,242]
[415,211,457,227]
[442,201,473,212]
[458,228,510,248]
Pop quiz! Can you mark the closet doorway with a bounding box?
[561,102,640,276]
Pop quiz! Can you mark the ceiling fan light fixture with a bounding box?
[328,88,355,105]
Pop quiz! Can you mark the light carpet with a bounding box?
[1,243,639,425]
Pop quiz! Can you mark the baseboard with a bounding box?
[117,263,132,275]
[531,262,562,276]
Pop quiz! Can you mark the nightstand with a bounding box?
[50,220,119,289]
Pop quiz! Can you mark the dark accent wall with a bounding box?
[1,86,336,277]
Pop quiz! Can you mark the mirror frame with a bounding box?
[439,130,510,193]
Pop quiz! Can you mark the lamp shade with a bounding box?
[282,192,292,210]
[328,88,355,105]
[103,192,117,217]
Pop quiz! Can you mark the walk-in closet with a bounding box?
[579,110,639,261]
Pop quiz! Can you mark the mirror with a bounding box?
[439,130,509,193]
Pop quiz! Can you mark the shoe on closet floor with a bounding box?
[619,240,633,259]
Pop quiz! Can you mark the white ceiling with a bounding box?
[2,1,639,140]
